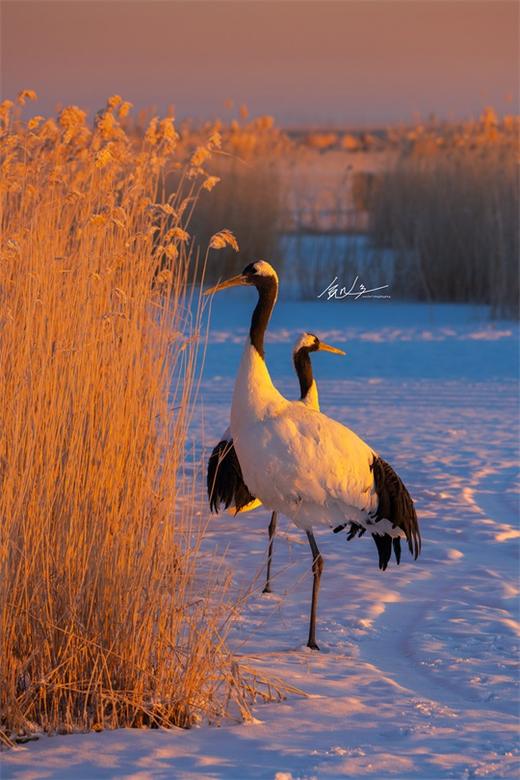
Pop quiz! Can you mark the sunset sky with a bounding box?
[2,0,518,126]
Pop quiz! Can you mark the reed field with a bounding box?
[0,93,283,745]
[164,106,519,312]
[369,110,520,316]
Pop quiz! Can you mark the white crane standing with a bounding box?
[205,261,421,650]
[207,332,345,593]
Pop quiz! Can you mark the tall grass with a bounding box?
[0,94,267,743]
[369,117,519,316]
[173,115,290,281]
[128,107,520,313]
[188,155,284,281]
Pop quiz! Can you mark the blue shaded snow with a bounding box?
[201,289,518,384]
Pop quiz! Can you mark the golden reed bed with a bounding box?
[0,92,289,744]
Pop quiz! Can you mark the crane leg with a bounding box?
[263,511,278,593]
[306,530,323,650]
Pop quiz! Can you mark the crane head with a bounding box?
[293,332,346,356]
[204,261,278,295]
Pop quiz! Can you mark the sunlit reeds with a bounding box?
[173,114,290,280]
[370,111,519,316]
[125,105,519,311]
[0,93,269,744]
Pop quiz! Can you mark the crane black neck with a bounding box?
[293,348,314,400]
[250,276,278,359]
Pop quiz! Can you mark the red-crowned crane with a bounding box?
[205,261,421,650]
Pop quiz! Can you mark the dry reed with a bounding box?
[172,114,290,281]
[0,93,274,744]
[370,120,519,316]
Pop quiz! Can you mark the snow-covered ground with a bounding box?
[3,292,519,779]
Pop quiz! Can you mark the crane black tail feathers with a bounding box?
[371,455,421,561]
[335,455,421,570]
[372,534,402,571]
[342,523,401,570]
[393,537,401,565]
[207,439,256,514]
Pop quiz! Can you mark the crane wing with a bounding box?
[369,455,421,564]
[207,437,257,514]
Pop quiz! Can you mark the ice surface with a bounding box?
[3,297,518,779]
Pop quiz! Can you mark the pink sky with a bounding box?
[1,0,518,125]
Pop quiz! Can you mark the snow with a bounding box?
[3,295,519,779]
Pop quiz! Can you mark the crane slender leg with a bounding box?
[263,511,278,593]
[306,530,323,650]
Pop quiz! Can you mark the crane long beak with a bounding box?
[318,342,346,356]
[203,274,246,296]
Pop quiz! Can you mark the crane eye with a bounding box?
[241,262,258,277]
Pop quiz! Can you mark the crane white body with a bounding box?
[231,344,387,535]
